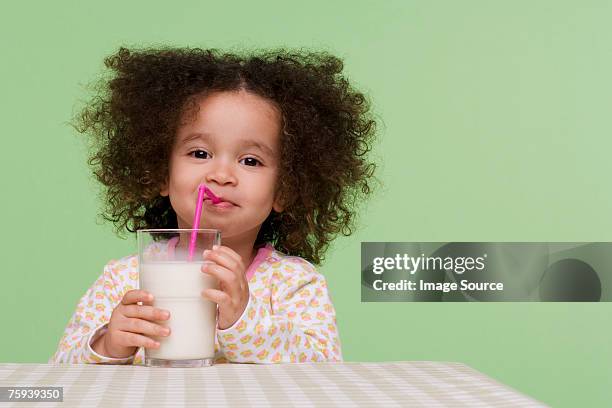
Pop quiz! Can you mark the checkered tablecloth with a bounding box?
[0,361,546,407]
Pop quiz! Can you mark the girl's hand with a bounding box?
[200,245,249,330]
[92,290,171,359]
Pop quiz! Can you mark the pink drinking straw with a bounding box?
[188,184,221,261]
[203,185,221,204]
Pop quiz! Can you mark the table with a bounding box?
[0,361,546,407]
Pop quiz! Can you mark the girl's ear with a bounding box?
[272,194,284,213]
[160,179,169,197]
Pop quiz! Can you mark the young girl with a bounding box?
[51,46,378,365]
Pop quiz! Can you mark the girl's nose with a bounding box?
[205,161,237,186]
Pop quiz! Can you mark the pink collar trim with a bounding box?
[166,238,274,282]
[245,243,275,281]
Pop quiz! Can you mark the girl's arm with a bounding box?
[217,259,342,363]
[49,257,142,364]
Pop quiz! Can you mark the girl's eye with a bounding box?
[240,157,261,167]
[190,150,260,166]
[190,150,210,159]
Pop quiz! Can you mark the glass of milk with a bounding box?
[137,229,221,367]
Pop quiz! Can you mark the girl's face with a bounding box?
[161,90,284,241]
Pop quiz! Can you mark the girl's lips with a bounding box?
[204,199,235,209]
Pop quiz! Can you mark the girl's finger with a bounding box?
[121,290,154,305]
[201,288,231,306]
[122,305,170,321]
[204,247,241,272]
[118,317,170,338]
[201,263,238,290]
[214,245,244,264]
[117,331,160,349]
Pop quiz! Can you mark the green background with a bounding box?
[1,1,610,406]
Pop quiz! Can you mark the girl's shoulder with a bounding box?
[102,253,139,277]
[257,243,322,280]
[258,241,310,263]
[104,239,171,272]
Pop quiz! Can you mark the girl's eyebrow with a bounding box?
[181,132,276,157]
[181,132,210,144]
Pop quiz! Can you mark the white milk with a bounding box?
[139,261,217,360]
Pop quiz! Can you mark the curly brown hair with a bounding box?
[74,46,379,265]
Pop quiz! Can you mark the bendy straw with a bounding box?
[188,184,221,261]
[188,184,207,261]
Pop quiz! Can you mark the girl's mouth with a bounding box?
[204,199,235,209]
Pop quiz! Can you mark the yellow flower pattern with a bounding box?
[50,242,342,365]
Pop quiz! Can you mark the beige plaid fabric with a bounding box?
[0,361,547,407]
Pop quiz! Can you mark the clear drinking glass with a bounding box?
[137,229,221,367]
